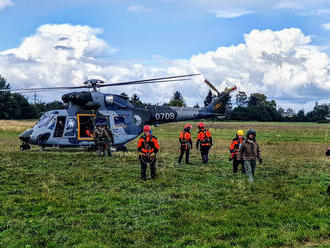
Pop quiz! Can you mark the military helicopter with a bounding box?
[0,74,236,151]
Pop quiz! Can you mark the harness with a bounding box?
[200,130,210,146]
[94,128,107,146]
[231,138,244,153]
[140,135,156,163]
[141,135,156,154]
[180,130,191,150]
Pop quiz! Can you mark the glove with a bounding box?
[229,157,234,161]
[259,159,263,164]
[150,153,156,158]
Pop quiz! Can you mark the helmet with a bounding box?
[198,123,205,129]
[237,130,244,136]
[143,125,151,132]
[185,123,192,129]
[246,129,256,138]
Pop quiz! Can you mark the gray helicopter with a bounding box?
[1,74,236,151]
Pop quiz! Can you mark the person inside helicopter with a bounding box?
[79,117,94,138]
[54,117,66,137]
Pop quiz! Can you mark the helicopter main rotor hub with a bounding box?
[83,79,105,91]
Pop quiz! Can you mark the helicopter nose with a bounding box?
[19,128,33,143]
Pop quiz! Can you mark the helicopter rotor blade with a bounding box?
[0,85,87,93]
[98,74,200,87]
[204,79,221,95]
[99,76,197,88]
[0,73,200,93]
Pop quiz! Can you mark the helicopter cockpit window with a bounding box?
[64,118,77,137]
[35,115,52,128]
[48,116,56,130]
[66,118,77,130]
[114,116,126,127]
[105,95,133,110]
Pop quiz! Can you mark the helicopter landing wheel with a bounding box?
[20,144,31,151]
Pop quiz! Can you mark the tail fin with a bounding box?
[203,85,236,114]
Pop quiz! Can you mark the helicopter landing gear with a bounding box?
[116,145,128,152]
[20,143,31,151]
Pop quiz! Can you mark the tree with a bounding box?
[193,103,200,108]
[236,91,248,107]
[204,90,213,107]
[129,94,144,107]
[225,98,233,119]
[248,93,267,107]
[278,107,285,116]
[120,92,128,98]
[0,75,10,90]
[296,110,305,122]
[306,103,329,121]
[167,91,186,107]
[0,75,11,119]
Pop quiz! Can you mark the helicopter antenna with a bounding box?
[34,92,37,105]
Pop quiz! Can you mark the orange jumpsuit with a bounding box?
[137,134,160,180]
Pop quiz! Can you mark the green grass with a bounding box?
[0,121,329,248]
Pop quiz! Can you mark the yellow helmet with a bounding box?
[237,130,244,136]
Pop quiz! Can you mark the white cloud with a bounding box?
[321,23,330,30]
[0,0,14,10]
[300,8,330,16]
[188,28,330,103]
[209,9,253,18]
[0,24,329,111]
[127,5,153,13]
[275,1,303,9]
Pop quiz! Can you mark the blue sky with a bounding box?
[0,0,329,110]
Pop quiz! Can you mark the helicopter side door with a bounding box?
[53,116,67,138]
[77,114,95,140]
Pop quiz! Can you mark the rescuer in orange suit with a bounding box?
[196,123,212,164]
[178,123,193,164]
[229,130,246,173]
[137,125,160,180]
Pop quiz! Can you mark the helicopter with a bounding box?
[0,74,236,151]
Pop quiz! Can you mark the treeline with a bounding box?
[0,76,64,119]
[231,91,329,122]
[0,75,329,121]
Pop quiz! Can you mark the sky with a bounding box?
[0,0,329,111]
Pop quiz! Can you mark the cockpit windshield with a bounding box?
[35,115,52,128]
[104,95,133,110]
[34,115,57,129]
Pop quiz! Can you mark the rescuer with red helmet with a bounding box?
[137,125,160,180]
[178,123,193,164]
[196,123,212,164]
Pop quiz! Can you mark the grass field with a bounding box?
[0,120,329,248]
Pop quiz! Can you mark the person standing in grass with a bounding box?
[196,123,212,164]
[178,123,193,164]
[229,130,245,174]
[237,129,262,183]
[92,123,111,157]
[137,125,160,180]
